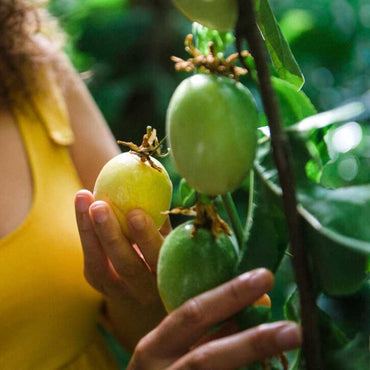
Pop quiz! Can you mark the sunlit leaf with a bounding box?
[287,102,366,132]
[255,0,305,89]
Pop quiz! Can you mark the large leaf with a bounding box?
[237,168,288,274]
[283,288,369,370]
[256,135,370,255]
[255,0,304,89]
[298,184,370,254]
[259,77,317,129]
[325,334,370,370]
[271,77,317,127]
[255,135,369,296]
[318,281,370,338]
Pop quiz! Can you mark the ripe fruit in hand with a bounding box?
[173,0,237,31]
[166,74,258,196]
[94,152,172,237]
[157,221,238,312]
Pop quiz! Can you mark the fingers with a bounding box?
[170,321,302,370]
[127,209,165,273]
[89,201,158,304]
[75,190,124,295]
[135,269,274,360]
[159,216,172,238]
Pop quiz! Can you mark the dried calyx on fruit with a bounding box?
[94,126,172,237]
[171,34,250,81]
[165,197,231,239]
[158,198,238,312]
[117,126,169,172]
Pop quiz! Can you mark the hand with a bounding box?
[128,269,302,370]
[74,189,170,351]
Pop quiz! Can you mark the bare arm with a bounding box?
[63,67,120,191]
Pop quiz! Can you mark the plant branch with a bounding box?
[236,1,323,369]
[221,193,245,252]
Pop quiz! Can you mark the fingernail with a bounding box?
[128,210,146,231]
[76,195,89,213]
[90,204,108,223]
[276,323,302,350]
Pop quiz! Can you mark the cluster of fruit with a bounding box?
[93,0,268,315]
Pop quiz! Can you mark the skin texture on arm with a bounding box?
[63,66,121,191]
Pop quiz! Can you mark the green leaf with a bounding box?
[325,334,370,370]
[256,134,370,256]
[255,0,305,89]
[256,134,369,296]
[237,171,288,274]
[259,76,317,130]
[283,289,369,370]
[319,280,370,334]
[271,77,317,127]
[179,179,196,207]
[284,288,300,322]
[298,184,370,254]
[304,222,368,296]
[287,101,366,132]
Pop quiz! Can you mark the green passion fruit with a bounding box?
[157,221,238,312]
[166,74,258,196]
[172,0,237,31]
[94,152,172,237]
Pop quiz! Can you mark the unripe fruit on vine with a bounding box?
[172,0,237,31]
[166,74,258,196]
[253,294,271,308]
[94,152,172,237]
[157,221,238,312]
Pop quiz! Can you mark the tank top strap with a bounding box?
[12,64,80,196]
[27,65,74,146]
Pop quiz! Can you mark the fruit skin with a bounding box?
[94,152,172,237]
[166,74,258,196]
[157,221,238,312]
[172,0,237,31]
[253,294,271,308]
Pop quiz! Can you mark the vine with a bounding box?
[235,1,323,369]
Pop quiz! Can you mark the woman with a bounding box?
[0,1,301,368]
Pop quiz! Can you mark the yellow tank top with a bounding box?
[0,67,119,369]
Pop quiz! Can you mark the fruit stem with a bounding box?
[236,1,323,369]
[150,135,170,158]
[221,193,244,253]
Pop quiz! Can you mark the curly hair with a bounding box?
[0,0,66,104]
